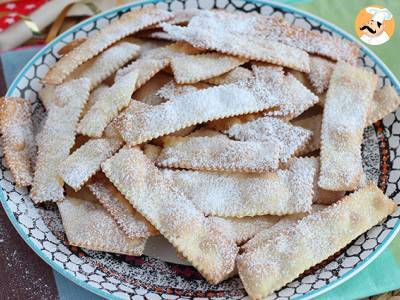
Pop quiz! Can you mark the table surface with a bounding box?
[1,0,400,299]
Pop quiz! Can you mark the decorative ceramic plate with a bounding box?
[2,0,400,299]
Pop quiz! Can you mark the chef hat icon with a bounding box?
[366,7,393,24]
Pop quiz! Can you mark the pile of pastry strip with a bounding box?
[1,7,399,298]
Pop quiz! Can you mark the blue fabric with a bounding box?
[53,271,103,300]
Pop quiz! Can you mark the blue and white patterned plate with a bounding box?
[2,0,400,299]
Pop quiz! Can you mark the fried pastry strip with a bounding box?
[319,62,378,191]
[88,175,157,239]
[162,22,310,72]
[38,85,56,111]
[82,84,109,116]
[31,78,90,203]
[102,147,239,284]
[57,38,87,56]
[40,42,140,110]
[114,57,170,87]
[58,138,123,191]
[163,157,316,216]
[225,116,312,162]
[157,134,281,172]
[306,56,335,95]
[170,52,248,84]
[259,17,359,64]
[368,85,400,125]
[58,196,146,255]
[43,7,173,84]
[205,66,253,85]
[237,183,396,299]
[208,216,279,245]
[311,157,345,205]
[292,114,322,155]
[251,65,318,120]
[156,80,205,100]
[116,83,280,146]
[68,41,140,89]
[0,97,35,187]
[77,70,138,137]
[241,205,325,253]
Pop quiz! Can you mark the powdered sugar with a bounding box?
[88,175,157,239]
[319,62,377,191]
[58,138,123,191]
[306,56,335,95]
[236,183,395,299]
[162,11,310,72]
[253,66,318,120]
[78,70,138,137]
[170,52,248,84]
[368,85,400,125]
[31,78,90,203]
[162,157,316,216]
[44,7,173,84]
[102,147,238,284]
[67,41,140,91]
[207,216,279,245]
[225,116,312,163]
[206,66,253,85]
[117,83,279,146]
[58,195,146,256]
[157,134,282,172]
[292,114,322,155]
[0,97,35,187]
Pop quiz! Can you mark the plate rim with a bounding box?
[2,0,400,299]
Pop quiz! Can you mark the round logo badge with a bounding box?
[355,5,395,46]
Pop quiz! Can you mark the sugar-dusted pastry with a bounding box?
[81,84,109,116]
[163,157,316,216]
[306,56,335,95]
[162,11,310,71]
[43,7,173,84]
[206,66,253,85]
[40,42,140,110]
[57,38,87,56]
[292,114,322,155]
[170,52,248,84]
[153,9,199,27]
[208,216,279,245]
[114,57,170,87]
[88,175,158,239]
[0,97,35,187]
[116,83,281,146]
[77,70,138,137]
[68,42,140,89]
[31,78,90,203]
[102,147,239,284]
[155,80,204,100]
[248,11,359,63]
[58,138,123,191]
[103,100,151,141]
[241,205,326,253]
[319,62,378,191]
[157,134,282,172]
[237,183,396,299]
[58,195,146,255]
[367,84,400,125]
[310,157,346,205]
[251,65,318,120]
[225,116,312,162]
